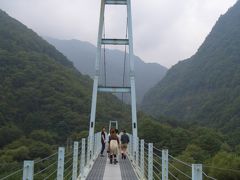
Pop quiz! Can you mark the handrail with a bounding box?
[3,132,235,180]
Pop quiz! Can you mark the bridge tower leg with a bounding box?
[88,0,138,157]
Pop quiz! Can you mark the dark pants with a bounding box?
[101,143,105,155]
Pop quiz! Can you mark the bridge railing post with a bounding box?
[140,139,145,179]
[92,134,95,159]
[128,134,131,158]
[148,143,153,180]
[80,138,86,178]
[98,132,101,154]
[72,141,79,180]
[23,160,34,180]
[162,149,168,180]
[130,134,133,158]
[87,136,90,165]
[57,147,65,180]
[192,164,203,180]
[94,133,97,159]
[136,137,139,167]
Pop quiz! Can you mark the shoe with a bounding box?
[110,155,113,164]
[121,153,124,159]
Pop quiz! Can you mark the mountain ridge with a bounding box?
[45,37,168,104]
[142,1,240,132]
[0,8,133,145]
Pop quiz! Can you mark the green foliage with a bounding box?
[142,1,240,134]
[28,142,52,159]
[140,3,240,177]
[0,6,239,179]
[208,151,240,180]
[0,124,23,148]
[0,9,133,177]
[6,146,30,162]
[29,130,57,144]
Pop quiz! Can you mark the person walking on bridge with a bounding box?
[121,130,129,159]
[100,127,106,157]
[109,128,119,164]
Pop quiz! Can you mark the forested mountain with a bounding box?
[0,8,240,180]
[142,1,240,133]
[45,37,167,104]
[0,8,133,169]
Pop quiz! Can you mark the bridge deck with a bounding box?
[86,155,138,180]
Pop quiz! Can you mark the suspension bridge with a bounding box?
[0,130,217,180]
[0,0,235,179]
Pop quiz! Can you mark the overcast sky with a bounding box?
[0,0,237,67]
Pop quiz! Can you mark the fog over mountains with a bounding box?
[46,37,167,104]
[142,1,240,132]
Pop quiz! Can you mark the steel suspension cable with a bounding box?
[153,158,162,167]
[153,164,162,174]
[153,170,161,180]
[0,168,22,180]
[43,169,57,180]
[34,151,58,164]
[168,154,191,168]
[64,163,73,179]
[169,163,191,179]
[202,172,217,180]
[153,152,162,160]
[203,165,240,173]
[122,17,128,103]
[103,16,107,87]
[153,146,162,153]
[34,161,58,176]
[169,171,179,180]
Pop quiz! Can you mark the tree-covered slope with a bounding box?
[142,1,240,132]
[0,8,132,160]
[1,9,240,179]
[45,37,167,104]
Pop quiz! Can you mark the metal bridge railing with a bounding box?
[127,134,217,180]
[2,132,237,180]
[0,132,101,180]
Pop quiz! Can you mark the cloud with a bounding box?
[0,0,237,67]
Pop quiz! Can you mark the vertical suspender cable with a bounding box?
[122,17,128,104]
[103,17,107,87]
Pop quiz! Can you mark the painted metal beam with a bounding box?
[98,86,131,93]
[105,0,127,5]
[101,38,129,45]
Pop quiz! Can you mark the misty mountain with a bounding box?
[0,8,135,149]
[142,1,240,132]
[45,37,167,104]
